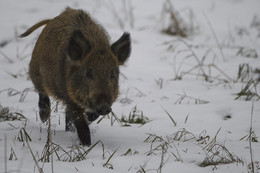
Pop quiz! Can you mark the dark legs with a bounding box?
[66,104,91,146]
[86,112,100,124]
[38,93,51,122]
[38,93,91,146]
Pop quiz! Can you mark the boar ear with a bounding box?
[67,30,91,62]
[111,32,131,65]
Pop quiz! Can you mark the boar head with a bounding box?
[66,30,131,115]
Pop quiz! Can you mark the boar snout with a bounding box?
[90,93,113,115]
[95,105,112,115]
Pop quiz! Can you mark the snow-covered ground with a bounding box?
[0,0,260,172]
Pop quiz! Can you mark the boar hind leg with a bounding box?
[38,93,51,123]
[66,104,91,146]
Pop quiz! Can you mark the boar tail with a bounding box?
[19,19,51,37]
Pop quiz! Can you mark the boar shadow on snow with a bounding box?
[20,7,131,146]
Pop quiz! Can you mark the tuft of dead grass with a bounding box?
[160,0,197,37]
[235,79,260,101]
[0,105,26,122]
[199,143,243,168]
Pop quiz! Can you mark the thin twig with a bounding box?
[249,101,255,173]
[158,144,165,173]
[203,13,226,62]
[4,135,7,173]
[176,38,208,80]
[0,50,13,63]
[27,141,44,173]
[106,0,124,29]
[210,64,233,82]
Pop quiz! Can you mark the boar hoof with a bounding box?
[38,93,50,123]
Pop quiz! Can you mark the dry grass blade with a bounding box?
[249,101,255,173]
[203,13,226,62]
[137,165,146,173]
[175,93,209,104]
[176,38,207,78]
[0,87,33,102]
[237,47,258,58]
[111,111,123,126]
[144,134,164,143]
[203,128,221,150]
[237,63,252,82]
[103,148,119,169]
[144,134,173,157]
[27,141,44,173]
[165,38,233,83]
[17,127,32,142]
[235,79,260,101]
[80,140,105,160]
[157,142,171,173]
[161,106,177,126]
[4,135,7,173]
[58,140,105,162]
[0,50,14,63]
[184,114,189,124]
[9,147,18,161]
[121,148,138,156]
[40,116,52,163]
[171,142,183,162]
[197,130,210,145]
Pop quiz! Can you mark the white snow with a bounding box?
[0,0,260,172]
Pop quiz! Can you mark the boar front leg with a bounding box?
[86,112,100,124]
[38,93,51,122]
[66,104,91,146]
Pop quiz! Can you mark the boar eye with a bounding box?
[85,69,94,79]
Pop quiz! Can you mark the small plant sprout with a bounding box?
[121,106,150,126]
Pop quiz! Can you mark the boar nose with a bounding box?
[95,105,112,115]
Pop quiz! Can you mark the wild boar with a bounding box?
[20,7,131,146]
